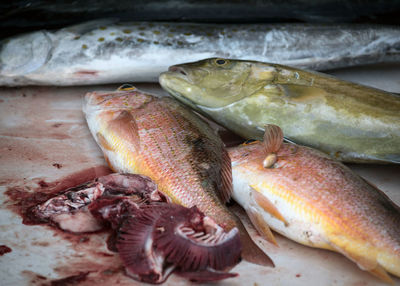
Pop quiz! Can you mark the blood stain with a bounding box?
[38,180,49,188]
[50,272,90,286]
[5,166,112,225]
[296,274,302,278]
[31,241,50,247]
[52,163,63,169]
[4,167,133,285]
[74,70,99,76]
[0,245,12,256]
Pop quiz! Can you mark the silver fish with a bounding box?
[1,20,400,86]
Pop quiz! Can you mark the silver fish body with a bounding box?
[1,20,400,86]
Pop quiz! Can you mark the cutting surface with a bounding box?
[0,76,399,285]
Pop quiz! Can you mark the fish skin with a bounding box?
[159,58,400,163]
[228,134,400,282]
[2,20,400,86]
[83,88,274,267]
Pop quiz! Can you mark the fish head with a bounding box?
[0,31,52,78]
[83,88,154,144]
[159,58,275,108]
[83,88,154,115]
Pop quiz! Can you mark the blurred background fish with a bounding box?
[1,20,400,86]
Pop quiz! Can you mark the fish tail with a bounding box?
[235,216,275,267]
[378,251,400,281]
[369,265,394,284]
[329,237,397,283]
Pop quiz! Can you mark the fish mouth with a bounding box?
[168,65,189,77]
[165,65,196,85]
[159,72,200,110]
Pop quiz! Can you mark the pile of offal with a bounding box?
[31,173,241,284]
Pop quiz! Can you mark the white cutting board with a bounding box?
[1,67,399,285]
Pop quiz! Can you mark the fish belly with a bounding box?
[232,170,331,249]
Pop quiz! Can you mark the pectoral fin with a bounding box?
[279,84,327,103]
[247,207,278,246]
[96,132,114,151]
[107,110,140,153]
[250,186,288,226]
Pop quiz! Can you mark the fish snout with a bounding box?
[0,31,52,76]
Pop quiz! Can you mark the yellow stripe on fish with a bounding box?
[229,124,400,283]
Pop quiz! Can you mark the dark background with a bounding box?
[1,0,400,39]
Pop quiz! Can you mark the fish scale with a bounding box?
[85,89,235,229]
[160,58,400,163]
[228,136,400,282]
[84,88,275,266]
[137,101,219,208]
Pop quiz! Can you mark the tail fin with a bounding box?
[231,204,275,267]
[237,218,275,267]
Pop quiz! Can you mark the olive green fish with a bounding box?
[159,58,400,163]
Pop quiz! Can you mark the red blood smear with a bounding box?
[4,168,129,285]
[50,272,90,286]
[5,166,112,225]
[0,245,12,256]
[52,163,63,169]
[38,180,49,188]
[5,188,56,225]
[296,274,302,278]
[74,70,99,76]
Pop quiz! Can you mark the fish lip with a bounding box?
[168,65,188,77]
[159,73,191,103]
[164,67,193,84]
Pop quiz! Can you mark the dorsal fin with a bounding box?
[107,110,140,153]
[263,124,283,154]
[219,148,233,204]
[262,125,283,168]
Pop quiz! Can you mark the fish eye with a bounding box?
[214,58,229,66]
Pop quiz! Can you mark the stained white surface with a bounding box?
[0,75,399,285]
